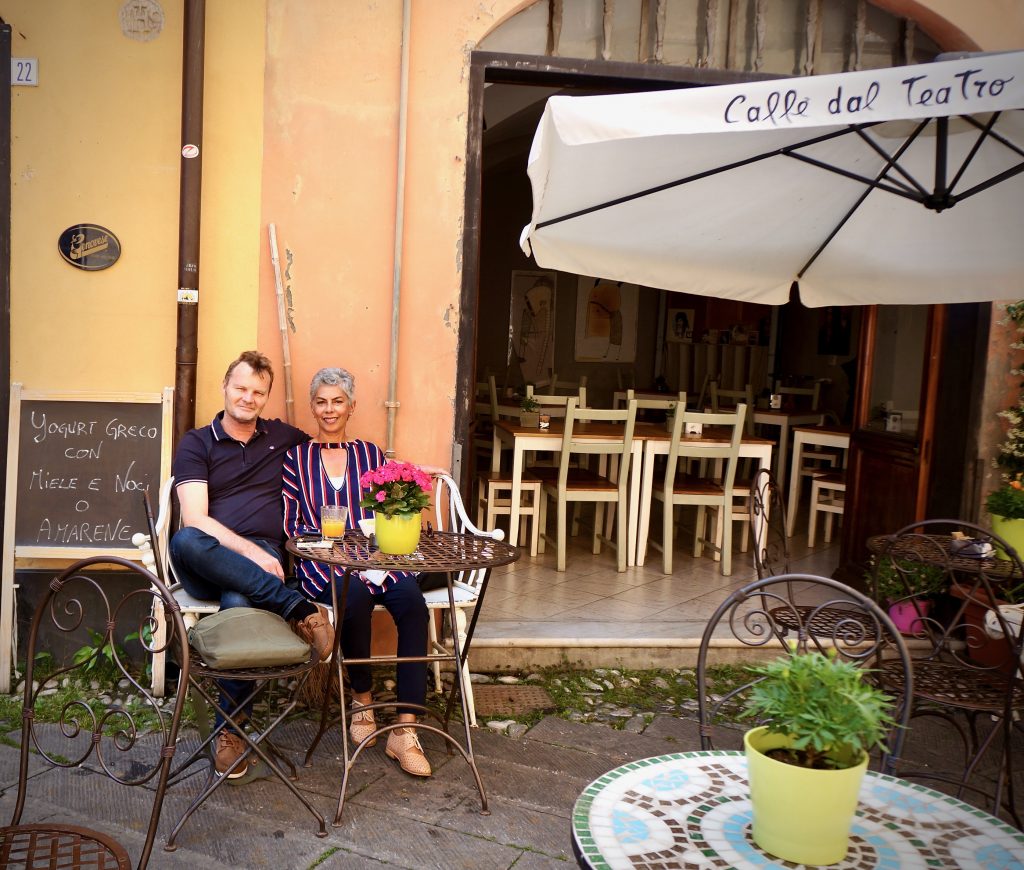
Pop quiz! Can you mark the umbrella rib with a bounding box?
[786,123,930,205]
[961,113,1024,160]
[796,132,924,279]
[785,152,924,202]
[955,161,1024,203]
[535,150,780,230]
[851,121,931,196]
[946,113,1000,193]
[534,124,881,231]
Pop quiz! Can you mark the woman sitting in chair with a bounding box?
[282,367,432,777]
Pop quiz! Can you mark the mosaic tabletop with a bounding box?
[572,751,1024,870]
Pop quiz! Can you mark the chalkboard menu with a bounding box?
[2,386,173,692]
[14,399,162,548]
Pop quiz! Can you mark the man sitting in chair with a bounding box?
[170,350,335,778]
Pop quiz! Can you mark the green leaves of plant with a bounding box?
[744,650,896,770]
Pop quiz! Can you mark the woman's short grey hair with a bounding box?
[309,367,355,403]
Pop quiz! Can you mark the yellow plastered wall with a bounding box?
[6,0,264,414]
[7,0,1022,466]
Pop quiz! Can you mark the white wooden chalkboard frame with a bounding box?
[1,384,173,692]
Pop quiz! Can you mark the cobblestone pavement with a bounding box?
[1,682,1020,868]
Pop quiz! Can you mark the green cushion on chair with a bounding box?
[187,608,310,669]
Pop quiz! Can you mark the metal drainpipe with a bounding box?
[384,0,412,457]
[173,0,205,452]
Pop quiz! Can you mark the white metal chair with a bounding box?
[135,476,219,694]
[534,398,637,572]
[652,405,746,576]
[427,473,505,726]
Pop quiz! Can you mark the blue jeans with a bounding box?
[312,574,428,716]
[171,526,310,735]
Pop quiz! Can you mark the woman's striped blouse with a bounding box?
[282,439,413,598]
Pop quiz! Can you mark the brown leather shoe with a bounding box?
[349,699,377,747]
[293,604,334,662]
[385,726,432,777]
[214,731,248,778]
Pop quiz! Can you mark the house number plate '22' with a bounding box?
[11,58,39,86]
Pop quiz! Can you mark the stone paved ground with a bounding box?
[0,710,1020,868]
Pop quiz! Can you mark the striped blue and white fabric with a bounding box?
[282,439,415,598]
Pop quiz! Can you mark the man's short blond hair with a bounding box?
[223,350,275,388]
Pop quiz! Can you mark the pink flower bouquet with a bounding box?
[358,461,433,518]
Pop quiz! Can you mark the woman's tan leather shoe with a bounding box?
[349,700,377,747]
[385,726,432,777]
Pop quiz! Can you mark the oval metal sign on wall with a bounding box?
[57,224,121,271]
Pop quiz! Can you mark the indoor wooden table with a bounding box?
[285,528,519,825]
[572,750,1024,869]
[785,424,851,537]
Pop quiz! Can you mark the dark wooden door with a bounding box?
[840,305,944,575]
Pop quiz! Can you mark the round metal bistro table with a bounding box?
[572,751,1024,869]
[285,528,519,825]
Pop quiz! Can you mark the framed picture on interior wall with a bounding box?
[667,308,695,343]
[509,270,556,385]
[817,306,852,356]
[574,277,639,362]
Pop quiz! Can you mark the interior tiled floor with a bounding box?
[476,502,842,642]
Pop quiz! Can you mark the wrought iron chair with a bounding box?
[749,468,789,579]
[870,520,1024,827]
[748,468,871,643]
[696,573,913,776]
[0,557,190,869]
[141,493,328,847]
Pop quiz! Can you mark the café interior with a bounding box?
[465,82,987,665]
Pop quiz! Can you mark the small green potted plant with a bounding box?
[519,394,541,428]
[985,471,1024,558]
[742,647,896,865]
[866,556,946,635]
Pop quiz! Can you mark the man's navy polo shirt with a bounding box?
[173,412,308,542]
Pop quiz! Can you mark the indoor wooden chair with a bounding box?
[651,404,746,576]
[870,520,1024,827]
[475,470,541,557]
[807,470,846,546]
[774,380,821,411]
[470,374,499,470]
[1,556,190,869]
[526,382,587,409]
[533,397,637,571]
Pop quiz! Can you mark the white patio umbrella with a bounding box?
[520,52,1024,307]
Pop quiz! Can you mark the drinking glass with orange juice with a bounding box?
[320,505,348,541]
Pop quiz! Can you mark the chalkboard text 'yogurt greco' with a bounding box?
[29,412,98,443]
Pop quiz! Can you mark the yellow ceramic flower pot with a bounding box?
[990,514,1024,562]
[374,512,421,555]
[744,726,867,866]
